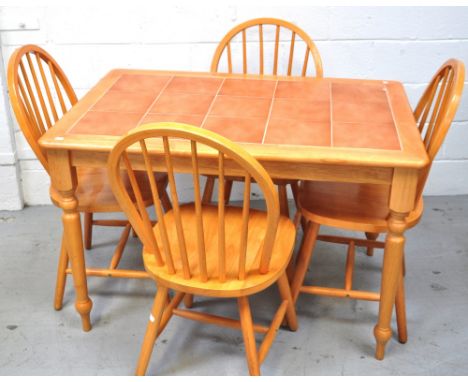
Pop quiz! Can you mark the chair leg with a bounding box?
[278,184,290,217]
[286,253,296,285]
[291,222,320,302]
[395,258,407,343]
[402,251,406,277]
[238,296,260,376]
[84,212,93,250]
[183,294,194,308]
[365,232,379,256]
[160,188,172,212]
[54,233,69,310]
[277,273,298,331]
[202,176,216,204]
[224,179,233,205]
[109,224,131,269]
[290,181,307,233]
[135,286,168,376]
[290,181,300,211]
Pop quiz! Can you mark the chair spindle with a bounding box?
[259,24,264,75]
[273,25,280,75]
[191,140,208,281]
[163,137,191,279]
[238,174,251,280]
[242,29,247,74]
[139,140,175,274]
[287,31,296,75]
[218,152,226,281]
[35,52,59,123]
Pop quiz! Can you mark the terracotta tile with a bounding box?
[265,118,330,146]
[271,99,330,123]
[333,100,394,124]
[69,111,141,136]
[142,113,204,126]
[150,93,213,115]
[202,116,265,143]
[91,90,156,114]
[332,82,388,104]
[110,74,171,94]
[210,96,271,119]
[220,78,276,98]
[165,76,223,95]
[333,122,401,150]
[275,80,330,101]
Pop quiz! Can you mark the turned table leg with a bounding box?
[48,149,93,331]
[374,210,408,359]
[374,168,417,360]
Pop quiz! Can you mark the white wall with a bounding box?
[1,5,468,209]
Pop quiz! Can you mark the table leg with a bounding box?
[374,168,418,359]
[374,210,407,359]
[48,150,93,331]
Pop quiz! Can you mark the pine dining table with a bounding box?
[39,68,429,360]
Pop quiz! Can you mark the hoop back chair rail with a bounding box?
[290,59,465,359]
[203,17,323,222]
[7,45,170,324]
[107,123,298,376]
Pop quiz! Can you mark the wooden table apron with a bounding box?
[39,69,428,358]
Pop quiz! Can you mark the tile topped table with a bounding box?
[39,69,428,359]
[68,73,401,151]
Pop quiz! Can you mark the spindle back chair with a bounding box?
[108,123,298,375]
[8,44,77,171]
[211,17,323,77]
[414,59,465,200]
[290,59,465,358]
[204,18,323,222]
[7,45,169,313]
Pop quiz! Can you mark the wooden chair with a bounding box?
[7,44,171,311]
[203,17,324,218]
[290,59,465,355]
[107,122,298,376]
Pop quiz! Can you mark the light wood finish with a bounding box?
[54,232,69,310]
[292,59,465,359]
[205,18,324,217]
[7,45,170,324]
[108,123,297,376]
[84,212,93,249]
[365,232,379,257]
[172,308,269,334]
[37,67,429,357]
[135,286,168,376]
[39,69,427,171]
[210,18,323,76]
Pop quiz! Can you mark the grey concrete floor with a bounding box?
[1,196,468,375]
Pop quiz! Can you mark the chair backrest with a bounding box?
[414,59,465,200]
[7,44,78,172]
[108,122,280,281]
[211,18,323,77]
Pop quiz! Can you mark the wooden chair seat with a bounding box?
[143,204,296,298]
[108,123,298,375]
[49,167,167,213]
[298,181,424,233]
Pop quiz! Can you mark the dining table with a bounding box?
[38,68,429,359]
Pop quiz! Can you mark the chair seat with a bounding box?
[143,204,296,298]
[50,167,167,213]
[299,181,424,233]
